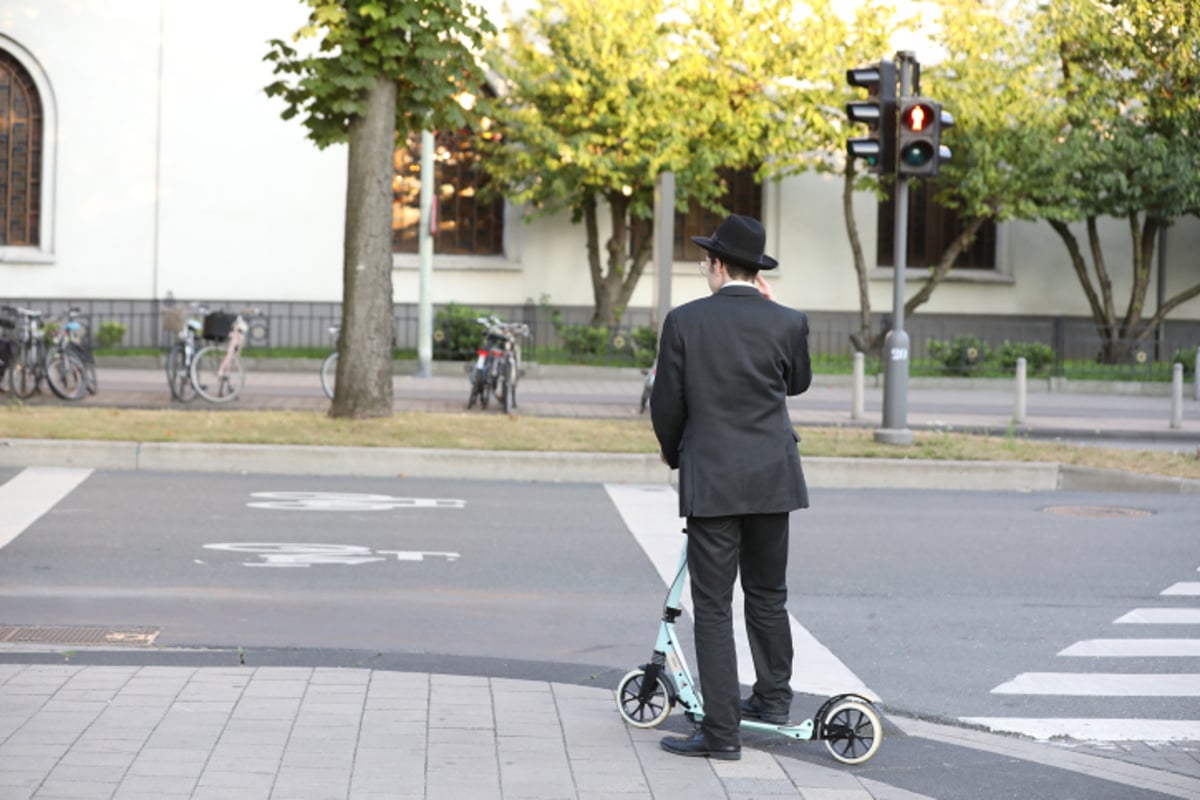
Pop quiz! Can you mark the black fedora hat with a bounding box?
[691,214,778,271]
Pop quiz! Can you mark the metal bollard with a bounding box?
[1013,357,1027,424]
[1195,349,1199,402]
[1171,363,1184,429]
[851,351,865,421]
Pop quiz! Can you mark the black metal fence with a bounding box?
[3,297,1198,380]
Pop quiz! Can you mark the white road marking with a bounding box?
[1059,638,1200,657]
[1161,582,1200,596]
[0,467,94,550]
[603,483,877,701]
[1115,608,1200,624]
[961,717,1200,742]
[992,673,1200,696]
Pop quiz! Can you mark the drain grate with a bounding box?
[1041,505,1153,519]
[0,625,159,647]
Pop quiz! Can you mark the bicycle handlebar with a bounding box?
[475,315,529,338]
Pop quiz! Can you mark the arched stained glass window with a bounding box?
[0,48,43,247]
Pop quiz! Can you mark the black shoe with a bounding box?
[660,729,741,761]
[741,695,790,726]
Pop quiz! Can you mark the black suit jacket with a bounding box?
[651,285,812,518]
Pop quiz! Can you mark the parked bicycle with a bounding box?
[321,323,340,400]
[54,307,98,397]
[162,304,207,402]
[467,315,529,413]
[189,308,257,404]
[0,304,86,400]
[639,360,656,413]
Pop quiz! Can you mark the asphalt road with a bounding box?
[3,469,1196,738]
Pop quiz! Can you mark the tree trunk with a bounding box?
[903,216,987,317]
[330,76,397,419]
[842,163,878,354]
[588,192,654,328]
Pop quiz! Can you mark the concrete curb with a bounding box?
[3,438,1198,493]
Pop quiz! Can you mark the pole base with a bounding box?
[873,428,913,446]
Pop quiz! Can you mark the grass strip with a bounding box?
[1,405,1198,481]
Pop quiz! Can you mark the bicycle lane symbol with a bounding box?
[199,492,468,567]
[245,492,466,511]
[202,543,461,568]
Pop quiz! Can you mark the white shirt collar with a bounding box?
[722,280,757,289]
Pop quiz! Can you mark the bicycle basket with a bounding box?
[160,306,186,333]
[202,311,236,341]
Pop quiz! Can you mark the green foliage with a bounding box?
[1173,345,1198,378]
[630,325,657,368]
[997,340,1057,374]
[927,336,993,376]
[560,324,608,359]
[264,0,495,148]
[433,303,493,360]
[96,322,127,349]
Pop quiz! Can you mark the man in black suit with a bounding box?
[651,213,812,761]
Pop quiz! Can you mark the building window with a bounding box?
[392,125,504,256]
[0,48,42,247]
[673,168,762,261]
[877,181,995,269]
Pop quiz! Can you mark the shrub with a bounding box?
[631,325,657,368]
[1173,345,1198,378]
[997,340,1056,373]
[96,321,127,348]
[434,303,493,360]
[560,324,608,358]
[927,336,992,375]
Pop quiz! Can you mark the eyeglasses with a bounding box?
[698,256,713,276]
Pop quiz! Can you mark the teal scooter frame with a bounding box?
[615,531,883,765]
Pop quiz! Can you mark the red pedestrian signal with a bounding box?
[896,98,952,177]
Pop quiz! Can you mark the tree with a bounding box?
[478,0,810,327]
[903,0,1075,313]
[1039,0,1200,361]
[265,0,493,417]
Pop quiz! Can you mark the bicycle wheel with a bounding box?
[10,343,41,398]
[501,356,516,414]
[44,349,86,401]
[70,343,98,395]
[320,352,338,399]
[191,344,245,403]
[479,359,492,410]
[165,343,197,402]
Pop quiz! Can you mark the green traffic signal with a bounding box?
[900,141,934,167]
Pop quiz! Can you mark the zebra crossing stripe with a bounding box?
[1114,608,1200,624]
[1162,582,1200,596]
[602,483,878,701]
[1059,639,1200,657]
[960,717,1200,742]
[992,673,1200,696]
[0,467,94,551]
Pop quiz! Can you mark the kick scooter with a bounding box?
[615,530,883,765]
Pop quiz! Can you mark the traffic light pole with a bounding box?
[875,52,916,446]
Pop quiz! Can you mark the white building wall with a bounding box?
[1,0,1197,324]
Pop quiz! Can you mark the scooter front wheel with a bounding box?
[616,669,672,728]
[821,698,882,765]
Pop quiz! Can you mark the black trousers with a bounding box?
[685,512,794,746]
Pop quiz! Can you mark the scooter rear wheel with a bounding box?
[616,669,672,728]
[821,698,882,764]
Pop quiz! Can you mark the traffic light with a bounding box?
[845,61,896,176]
[896,98,953,177]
